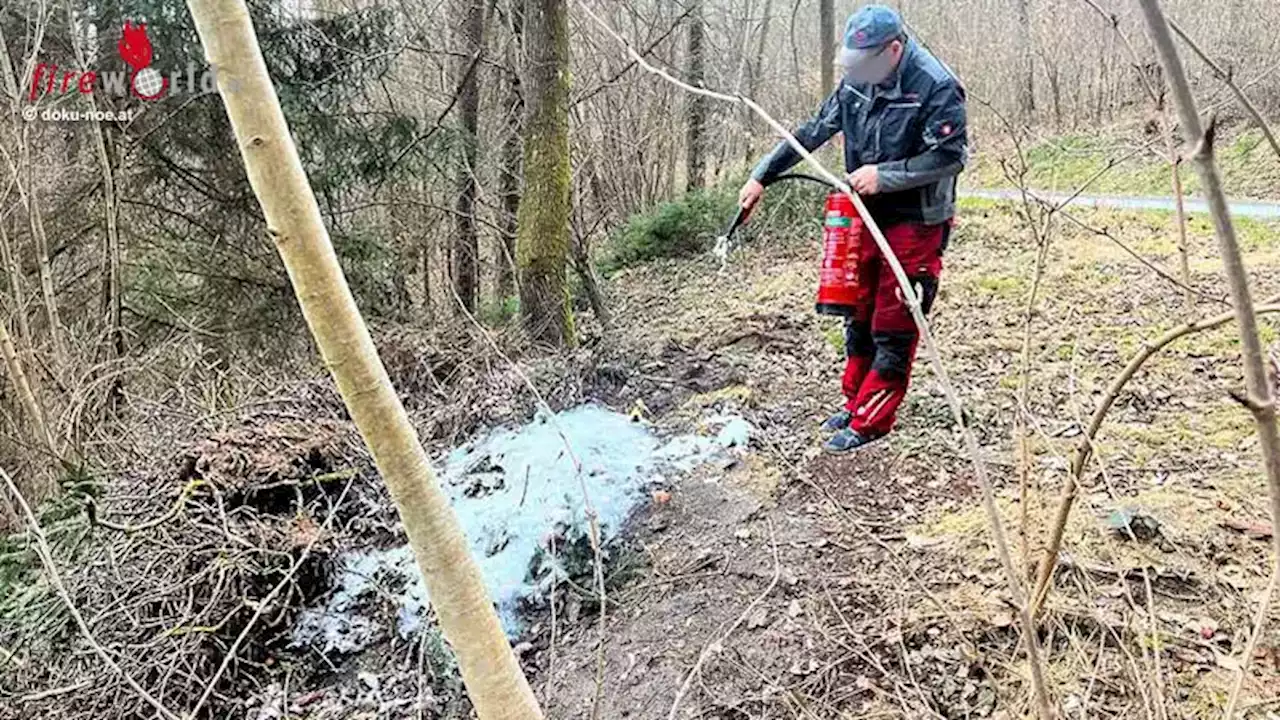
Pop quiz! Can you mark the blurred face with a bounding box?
[842,38,905,85]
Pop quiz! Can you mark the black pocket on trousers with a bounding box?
[911,274,939,315]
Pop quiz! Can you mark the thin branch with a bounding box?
[1031,299,1280,616]
[1134,10,1280,717]
[188,476,354,718]
[668,519,780,720]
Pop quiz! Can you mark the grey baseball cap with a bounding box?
[836,5,906,83]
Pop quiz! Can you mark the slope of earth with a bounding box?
[539,198,1280,718]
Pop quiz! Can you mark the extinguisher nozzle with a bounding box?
[713,235,731,263]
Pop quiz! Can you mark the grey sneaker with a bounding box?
[821,409,853,432]
[824,428,886,454]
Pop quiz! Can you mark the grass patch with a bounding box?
[968,125,1280,200]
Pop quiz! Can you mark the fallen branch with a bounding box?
[577,4,1055,716]
[19,680,92,704]
[188,476,354,718]
[0,467,183,720]
[89,478,204,533]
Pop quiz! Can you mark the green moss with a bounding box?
[822,324,844,353]
[973,273,1026,298]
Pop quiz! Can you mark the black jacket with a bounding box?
[751,39,968,226]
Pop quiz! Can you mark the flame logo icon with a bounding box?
[118,21,167,100]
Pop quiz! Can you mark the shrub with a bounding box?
[602,177,834,273]
[602,186,737,272]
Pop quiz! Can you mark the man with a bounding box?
[739,4,967,454]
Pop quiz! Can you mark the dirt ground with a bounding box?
[536,199,1280,719]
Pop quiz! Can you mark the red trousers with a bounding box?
[841,221,948,436]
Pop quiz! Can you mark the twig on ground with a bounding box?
[757,432,967,635]
[667,518,780,720]
[188,476,354,718]
[89,478,204,533]
[19,680,93,703]
[1,466,183,720]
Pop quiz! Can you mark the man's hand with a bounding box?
[848,165,880,195]
[739,179,765,221]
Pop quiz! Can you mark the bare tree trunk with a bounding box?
[453,0,485,315]
[183,1,544,716]
[1135,5,1280,716]
[744,0,775,162]
[498,0,524,298]
[518,0,574,347]
[67,8,124,367]
[27,184,65,369]
[1015,0,1035,122]
[573,159,610,328]
[684,0,706,191]
[819,0,835,96]
[0,314,53,465]
[0,220,34,370]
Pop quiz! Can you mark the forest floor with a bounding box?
[539,196,1280,719]
[6,196,1280,719]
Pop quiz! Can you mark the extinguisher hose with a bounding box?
[768,172,843,189]
[718,172,843,246]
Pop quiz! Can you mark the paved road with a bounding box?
[961,187,1280,220]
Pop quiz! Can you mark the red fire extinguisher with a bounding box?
[716,174,864,316]
[815,191,863,316]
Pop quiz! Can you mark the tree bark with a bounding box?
[183,1,544,717]
[498,0,524,298]
[684,0,706,191]
[517,0,574,347]
[819,0,835,96]
[453,0,485,315]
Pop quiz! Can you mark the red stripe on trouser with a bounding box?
[840,221,945,437]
